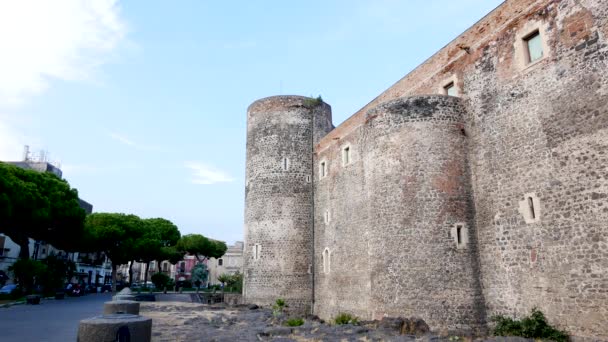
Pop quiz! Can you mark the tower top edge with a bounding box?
[247,95,331,114]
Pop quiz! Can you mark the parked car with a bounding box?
[0,284,17,294]
[131,281,155,290]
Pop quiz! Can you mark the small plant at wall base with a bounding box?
[492,308,568,342]
[334,313,359,325]
[272,298,287,317]
[284,318,304,327]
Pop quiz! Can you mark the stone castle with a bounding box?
[243,0,608,339]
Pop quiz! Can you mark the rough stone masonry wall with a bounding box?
[314,0,608,339]
[314,96,485,333]
[463,1,608,339]
[362,97,484,333]
[314,105,371,321]
[244,96,333,313]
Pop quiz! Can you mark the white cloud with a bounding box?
[0,0,126,107]
[109,132,164,152]
[184,162,235,185]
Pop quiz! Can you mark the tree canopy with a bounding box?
[176,234,227,260]
[0,162,86,258]
[83,212,144,291]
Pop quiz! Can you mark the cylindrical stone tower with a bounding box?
[244,95,333,312]
[361,95,485,332]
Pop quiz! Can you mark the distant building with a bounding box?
[208,241,243,285]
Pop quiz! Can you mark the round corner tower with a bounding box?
[244,95,333,312]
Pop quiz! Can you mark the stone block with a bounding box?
[103,300,140,315]
[77,314,151,342]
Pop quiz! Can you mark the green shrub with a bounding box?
[151,273,171,290]
[334,312,358,325]
[303,95,323,108]
[285,318,304,327]
[492,308,568,342]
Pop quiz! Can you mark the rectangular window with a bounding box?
[320,161,327,178]
[456,225,462,245]
[444,82,457,96]
[282,157,289,171]
[324,210,330,224]
[218,259,223,266]
[525,31,543,63]
[305,175,311,183]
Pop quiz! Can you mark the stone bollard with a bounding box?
[103,300,140,315]
[78,314,152,342]
[113,287,136,301]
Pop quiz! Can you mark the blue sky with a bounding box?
[0,0,504,244]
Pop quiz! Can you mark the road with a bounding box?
[0,293,112,342]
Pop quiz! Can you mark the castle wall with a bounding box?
[362,97,484,332]
[314,112,371,320]
[314,0,608,338]
[243,96,332,312]
[314,96,485,332]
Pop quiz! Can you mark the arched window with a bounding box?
[322,248,331,274]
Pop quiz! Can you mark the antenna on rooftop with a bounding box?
[23,145,30,161]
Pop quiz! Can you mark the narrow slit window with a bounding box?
[324,210,330,224]
[528,197,536,219]
[282,157,289,171]
[525,31,543,63]
[444,82,457,96]
[456,225,462,245]
[306,175,311,183]
[320,161,327,178]
[253,244,261,260]
[323,248,331,274]
[342,146,350,165]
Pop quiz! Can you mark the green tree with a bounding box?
[0,162,86,259]
[137,218,181,286]
[191,263,208,293]
[8,259,47,294]
[176,234,227,261]
[83,213,144,292]
[39,255,76,294]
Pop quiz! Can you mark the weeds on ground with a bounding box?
[334,312,359,325]
[492,308,568,342]
[285,318,304,327]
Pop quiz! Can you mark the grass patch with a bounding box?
[492,308,568,342]
[334,312,358,325]
[284,318,304,327]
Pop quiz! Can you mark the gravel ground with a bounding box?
[140,301,533,342]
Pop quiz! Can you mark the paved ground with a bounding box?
[0,293,111,342]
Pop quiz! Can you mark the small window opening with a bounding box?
[322,248,331,274]
[342,146,350,165]
[528,197,536,219]
[218,258,223,266]
[524,31,543,63]
[324,210,330,224]
[282,157,289,171]
[456,225,462,245]
[320,161,327,178]
[253,244,261,260]
[444,82,457,96]
[305,175,311,183]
